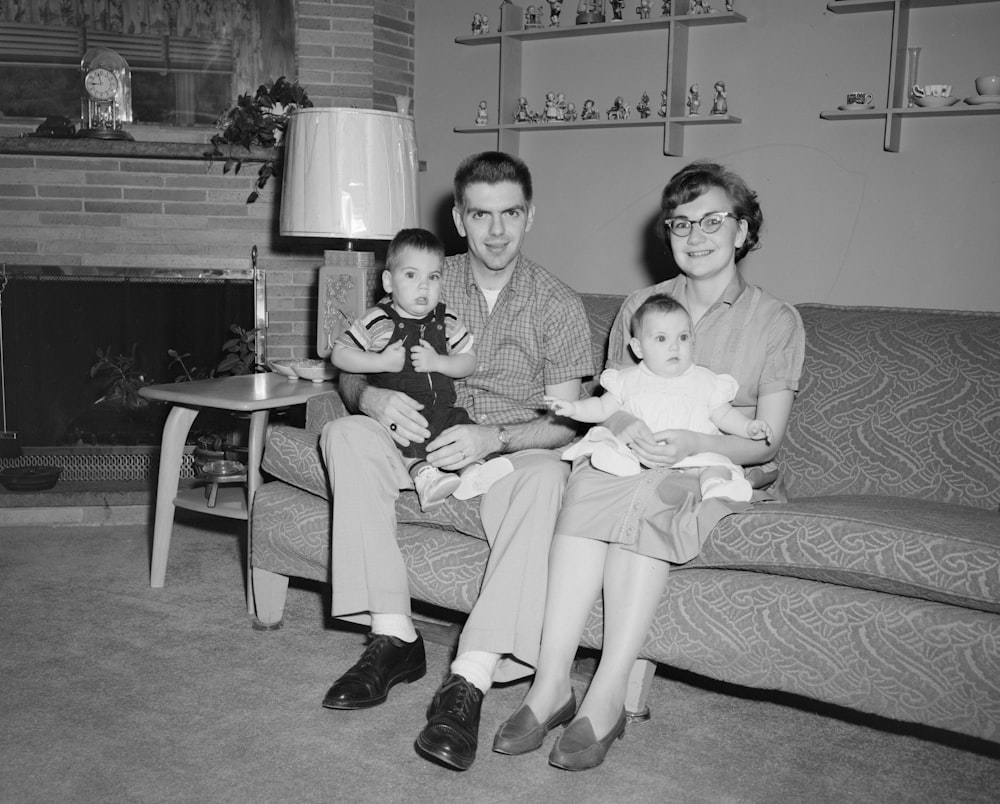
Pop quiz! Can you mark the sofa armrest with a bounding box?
[305,390,349,435]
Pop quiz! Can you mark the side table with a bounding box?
[139,374,333,614]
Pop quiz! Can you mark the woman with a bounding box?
[492,162,806,770]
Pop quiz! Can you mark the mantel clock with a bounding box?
[78,48,134,140]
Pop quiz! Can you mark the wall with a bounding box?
[0,0,415,361]
[413,0,1000,311]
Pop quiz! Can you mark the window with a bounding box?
[0,0,295,126]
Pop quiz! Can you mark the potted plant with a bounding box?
[207,76,313,203]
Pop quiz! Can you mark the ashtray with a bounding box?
[0,465,63,491]
[197,459,246,479]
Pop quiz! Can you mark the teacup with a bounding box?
[846,91,873,106]
[912,84,952,98]
[974,75,1000,96]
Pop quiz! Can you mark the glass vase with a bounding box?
[905,47,922,107]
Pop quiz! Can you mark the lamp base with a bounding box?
[317,250,381,357]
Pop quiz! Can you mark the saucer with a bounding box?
[913,96,960,108]
[837,104,875,111]
[964,95,1000,106]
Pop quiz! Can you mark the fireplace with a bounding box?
[1,265,254,451]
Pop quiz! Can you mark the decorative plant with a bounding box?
[215,324,260,376]
[90,344,153,409]
[207,76,313,203]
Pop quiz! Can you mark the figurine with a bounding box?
[514,96,533,123]
[690,0,712,13]
[636,0,651,19]
[711,80,728,115]
[481,13,490,33]
[661,0,671,14]
[636,91,651,118]
[543,91,563,121]
[726,0,733,11]
[611,0,626,20]
[576,1,605,24]
[687,83,701,116]
[607,96,630,120]
[564,101,578,122]
[472,12,485,34]
[581,98,600,120]
[524,4,543,28]
[475,100,489,126]
[658,89,668,117]
[547,0,563,26]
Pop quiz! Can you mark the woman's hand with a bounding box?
[630,428,699,469]
[426,424,496,471]
[358,385,429,447]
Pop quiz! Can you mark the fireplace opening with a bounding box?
[1,267,254,449]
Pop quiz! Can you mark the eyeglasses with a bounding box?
[663,211,739,237]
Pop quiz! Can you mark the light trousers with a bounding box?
[320,415,570,682]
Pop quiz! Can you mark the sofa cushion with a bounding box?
[782,305,1000,509]
[691,496,1000,614]
[261,424,329,499]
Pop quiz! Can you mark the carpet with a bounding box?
[1,517,997,803]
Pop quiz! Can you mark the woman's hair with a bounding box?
[386,228,445,273]
[657,161,763,262]
[630,293,691,336]
[453,151,534,211]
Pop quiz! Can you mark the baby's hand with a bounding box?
[747,419,773,444]
[380,341,406,373]
[543,396,575,417]
[410,339,439,373]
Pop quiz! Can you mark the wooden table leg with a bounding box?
[150,404,199,587]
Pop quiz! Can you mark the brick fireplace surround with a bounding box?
[0,2,414,505]
[0,1,415,366]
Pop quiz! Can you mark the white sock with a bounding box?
[450,650,499,694]
[370,613,418,643]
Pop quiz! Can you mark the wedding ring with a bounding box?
[389,422,397,431]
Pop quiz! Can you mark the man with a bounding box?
[319,151,594,770]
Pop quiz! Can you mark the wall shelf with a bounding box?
[821,0,1000,151]
[454,2,746,156]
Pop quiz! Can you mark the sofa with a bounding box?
[250,295,1000,744]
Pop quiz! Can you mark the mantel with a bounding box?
[0,135,276,163]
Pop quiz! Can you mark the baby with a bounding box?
[547,293,771,502]
[332,228,480,510]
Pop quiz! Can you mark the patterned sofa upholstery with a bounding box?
[251,299,1000,744]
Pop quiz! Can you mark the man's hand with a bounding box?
[410,339,441,374]
[359,385,430,447]
[425,424,497,471]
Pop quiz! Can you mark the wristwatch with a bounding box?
[496,425,510,453]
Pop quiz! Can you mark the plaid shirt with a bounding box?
[442,252,594,425]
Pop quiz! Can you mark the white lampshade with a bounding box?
[279,107,419,239]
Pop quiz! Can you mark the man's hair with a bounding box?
[453,151,533,211]
[630,293,690,336]
[386,228,445,272]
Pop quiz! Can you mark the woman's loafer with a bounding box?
[492,691,577,755]
[548,709,626,771]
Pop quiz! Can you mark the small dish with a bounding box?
[913,96,960,108]
[292,359,336,383]
[0,465,62,491]
[837,104,875,111]
[267,359,298,378]
[964,95,1000,106]
[198,459,247,478]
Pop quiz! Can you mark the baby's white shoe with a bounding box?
[701,475,753,502]
[413,465,462,511]
[454,457,514,500]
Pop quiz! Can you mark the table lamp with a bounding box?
[279,107,420,357]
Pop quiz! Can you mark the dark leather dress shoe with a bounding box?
[414,674,483,771]
[548,709,626,771]
[322,633,426,710]
[492,691,577,755]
